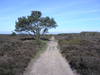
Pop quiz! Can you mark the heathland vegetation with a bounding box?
[56,32,100,75]
[0,34,50,75]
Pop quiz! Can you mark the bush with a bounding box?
[11,32,16,36]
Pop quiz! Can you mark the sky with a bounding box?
[0,0,100,34]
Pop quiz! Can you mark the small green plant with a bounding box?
[11,32,16,36]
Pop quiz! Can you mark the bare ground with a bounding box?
[23,37,77,75]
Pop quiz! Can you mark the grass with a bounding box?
[32,40,48,60]
[59,39,82,45]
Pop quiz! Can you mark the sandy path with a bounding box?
[23,37,76,75]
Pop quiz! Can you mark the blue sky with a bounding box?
[0,0,100,34]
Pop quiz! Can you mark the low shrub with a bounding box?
[0,37,46,75]
[11,32,16,36]
[57,32,100,75]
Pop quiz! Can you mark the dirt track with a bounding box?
[23,37,76,75]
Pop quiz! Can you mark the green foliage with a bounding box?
[11,32,16,36]
[15,11,57,40]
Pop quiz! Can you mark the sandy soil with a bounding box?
[23,37,76,75]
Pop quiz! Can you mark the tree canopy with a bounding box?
[15,11,57,40]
